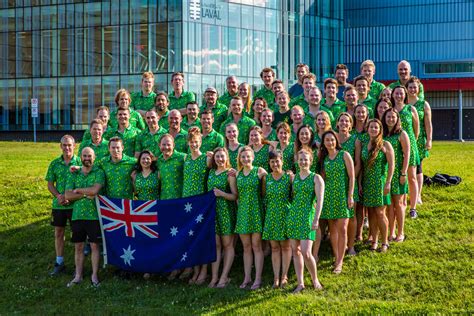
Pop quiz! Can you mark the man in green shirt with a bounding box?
[200,86,228,131]
[361,60,385,100]
[130,71,157,116]
[219,96,256,144]
[269,79,285,111]
[254,67,276,105]
[354,75,377,114]
[98,137,137,199]
[200,109,225,153]
[157,134,186,200]
[321,78,345,117]
[82,106,110,143]
[134,109,168,158]
[306,87,335,127]
[169,72,196,113]
[108,89,146,131]
[289,73,317,111]
[79,119,109,160]
[218,76,239,107]
[182,101,201,131]
[155,91,171,130]
[65,147,105,287]
[337,85,374,119]
[389,60,425,100]
[104,107,141,157]
[168,109,188,153]
[45,135,82,276]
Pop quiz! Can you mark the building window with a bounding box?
[424,62,474,74]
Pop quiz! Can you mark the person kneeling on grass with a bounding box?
[65,147,105,287]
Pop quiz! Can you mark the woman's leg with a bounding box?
[209,235,222,287]
[334,218,349,272]
[393,194,406,241]
[300,240,322,289]
[239,234,253,288]
[217,234,235,286]
[408,165,419,217]
[290,239,304,291]
[387,202,396,241]
[251,233,264,289]
[280,240,292,287]
[374,206,389,248]
[347,205,357,254]
[269,240,282,287]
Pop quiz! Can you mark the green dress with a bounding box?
[384,133,409,195]
[253,144,270,172]
[235,168,264,234]
[287,172,317,240]
[277,142,295,172]
[361,144,391,207]
[340,134,359,203]
[263,173,291,241]
[182,154,209,197]
[320,151,352,219]
[413,100,430,160]
[227,144,242,169]
[207,170,236,236]
[134,171,159,200]
[399,104,421,166]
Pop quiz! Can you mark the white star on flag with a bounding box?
[120,245,136,266]
[188,230,194,236]
[181,252,188,262]
[170,226,179,236]
[184,202,193,213]
[195,214,204,223]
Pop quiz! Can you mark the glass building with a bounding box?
[0,0,343,132]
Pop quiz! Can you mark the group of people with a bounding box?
[46,59,432,292]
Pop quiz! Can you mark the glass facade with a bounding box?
[0,0,343,131]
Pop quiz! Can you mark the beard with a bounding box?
[82,160,92,167]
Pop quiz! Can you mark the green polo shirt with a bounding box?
[321,98,345,118]
[254,86,275,106]
[369,80,385,100]
[158,111,170,130]
[108,109,146,131]
[81,126,110,143]
[45,155,82,210]
[130,91,157,112]
[134,126,168,157]
[218,91,238,107]
[157,150,186,200]
[182,117,201,131]
[200,102,228,131]
[98,154,137,199]
[305,105,335,125]
[104,125,141,157]
[78,139,110,160]
[389,80,425,101]
[219,115,256,144]
[172,129,189,153]
[66,166,105,221]
[289,94,305,107]
[360,94,377,113]
[290,95,310,113]
[200,129,225,153]
[169,90,196,111]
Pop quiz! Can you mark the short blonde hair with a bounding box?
[361,59,375,70]
[142,71,154,80]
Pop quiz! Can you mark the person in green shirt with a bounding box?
[321,78,345,116]
[134,109,168,158]
[79,119,109,160]
[157,134,186,200]
[219,96,257,144]
[155,91,171,130]
[269,79,285,112]
[289,73,317,112]
[182,101,201,131]
[361,60,385,100]
[65,147,105,287]
[109,89,146,131]
[130,71,157,116]
[167,109,188,153]
[254,67,276,105]
[218,76,239,107]
[388,60,425,101]
[337,85,372,119]
[238,82,253,115]
[335,63,351,100]
[45,135,82,276]
[261,108,277,141]
[169,71,196,113]
[98,137,137,199]
[354,75,377,115]
[305,87,335,128]
[201,86,228,131]
[104,106,141,157]
[82,106,110,143]
[200,109,225,153]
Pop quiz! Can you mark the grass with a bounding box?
[0,141,472,314]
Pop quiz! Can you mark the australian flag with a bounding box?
[96,191,216,273]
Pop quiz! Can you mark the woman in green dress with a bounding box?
[208,147,238,288]
[318,130,355,274]
[224,123,242,170]
[382,109,410,242]
[407,76,432,205]
[235,146,267,290]
[314,111,332,147]
[294,124,318,173]
[391,85,420,219]
[263,150,293,288]
[274,122,295,172]
[375,98,392,121]
[361,119,395,252]
[131,150,159,200]
[336,113,361,255]
[287,148,324,293]
[261,108,277,141]
[248,125,271,172]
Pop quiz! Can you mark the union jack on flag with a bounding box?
[97,195,159,238]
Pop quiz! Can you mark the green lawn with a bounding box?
[0,141,472,314]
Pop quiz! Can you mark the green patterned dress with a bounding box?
[253,144,270,172]
[207,170,236,236]
[227,144,242,169]
[384,133,409,195]
[361,144,391,207]
[263,173,291,241]
[134,171,159,200]
[277,142,295,172]
[182,154,209,197]
[413,100,430,160]
[235,168,263,234]
[399,104,420,166]
[340,134,359,203]
[320,151,352,219]
[287,172,317,240]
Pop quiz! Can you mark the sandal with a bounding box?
[239,280,251,289]
[216,278,231,289]
[313,282,324,291]
[280,277,288,289]
[67,279,82,288]
[250,282,262,290]
[292,285,305,294]
[378,243,389,253]
[370,242,378,251]
[394,235,406,242]
[208,279,218,288]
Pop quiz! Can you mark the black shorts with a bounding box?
[71,220,102,243]
[51,209,73,227]
[416,161,423,174]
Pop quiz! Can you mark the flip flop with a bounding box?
[67,279,82,288]
[216,278,231,289]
